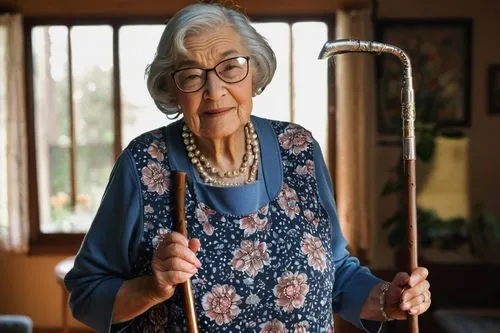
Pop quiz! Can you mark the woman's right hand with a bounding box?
[150,231,202,303]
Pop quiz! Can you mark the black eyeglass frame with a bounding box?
[171,56,251,93]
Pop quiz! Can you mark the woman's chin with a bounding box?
[198,123,244,141]
[196,114,246,139]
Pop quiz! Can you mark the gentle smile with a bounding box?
[204,107,233,115]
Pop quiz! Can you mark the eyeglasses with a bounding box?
[171,56,250,93]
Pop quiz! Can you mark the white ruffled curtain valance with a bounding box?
[0,14,30,253]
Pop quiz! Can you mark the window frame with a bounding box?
[23,15,336,255]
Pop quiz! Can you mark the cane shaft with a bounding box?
[405,160,419,333]
[318,39,420,333]
[173,172,199,333]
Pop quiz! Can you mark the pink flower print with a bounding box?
[274,272,309,312]
[202,284,242,325]
[232,240,270,277]
[278,126,313,155]
[199,203,216,217]
[301,233,327,271]
[296,160,315,176]
[143,221,154,232]
[278,184,301,220]
[292,321,310,333]
[260,319,288,333]
[147,140,167,161]
[259,204,269,215]
[239,213,268,235]
[141,160,170,195]
[152,228,169,249]
[195,203,215,235]
[144,204,154,214]
[303,209,319,227]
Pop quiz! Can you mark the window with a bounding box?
[252,22,329,150]
[25,18,332,253]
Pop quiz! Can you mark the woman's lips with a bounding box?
[204,107,233,116]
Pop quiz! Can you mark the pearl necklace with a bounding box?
[182,122,259,187]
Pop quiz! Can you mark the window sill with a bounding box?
[29,233,85,256]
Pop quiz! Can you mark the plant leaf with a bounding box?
[416,131,436,163]
[388,224,406,247]
[380,180,402,197]
[382,210,402,229]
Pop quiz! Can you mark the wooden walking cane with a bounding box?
[173,171,199,333]
[318,39,419,333]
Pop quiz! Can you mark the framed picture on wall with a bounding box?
[375,19,473,134]
[488,64,500,115]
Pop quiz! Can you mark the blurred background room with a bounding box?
[1,0,499,332]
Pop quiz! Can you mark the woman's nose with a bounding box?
[203,71,226,101]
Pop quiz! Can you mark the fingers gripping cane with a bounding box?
[173,172,199,333]
[318,39,419,333]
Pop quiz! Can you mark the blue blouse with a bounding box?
[64,116,383,333]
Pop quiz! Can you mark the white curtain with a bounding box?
[334,8,377,264]
[0,14,30,253]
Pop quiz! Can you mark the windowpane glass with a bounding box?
[252,23,291,122]
[32,26,72,232]
[0,26,7,231]
[33,25,115,233]
[292,22,329,155]
[71,25,114,232]
[119,25,172,147]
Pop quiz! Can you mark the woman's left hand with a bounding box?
[385,267,431,320]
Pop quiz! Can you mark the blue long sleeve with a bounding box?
[64,150,143,333]
[313,140,383,333]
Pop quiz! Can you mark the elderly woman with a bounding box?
[64,3,431,332]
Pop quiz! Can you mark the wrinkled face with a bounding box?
[171,26,254,140]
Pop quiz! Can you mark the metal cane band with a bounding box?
[403,137,416,161]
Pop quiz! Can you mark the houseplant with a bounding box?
[380,123,470,253]
[381,125,500,263]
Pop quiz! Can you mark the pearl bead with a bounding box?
[182,121,259,187]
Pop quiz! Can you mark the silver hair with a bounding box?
[145,3,277,115]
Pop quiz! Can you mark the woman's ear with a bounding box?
[251,69,259,97]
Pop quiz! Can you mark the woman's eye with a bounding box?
[185,75,202,81]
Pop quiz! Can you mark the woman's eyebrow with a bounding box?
[177,59,198,68]
[218,49,240,59]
